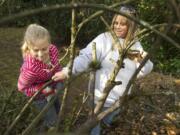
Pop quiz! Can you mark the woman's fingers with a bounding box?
[141,51,147,58]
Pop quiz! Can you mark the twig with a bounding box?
[168,0,180,22]
[55,1,77,131]
[94,16,125,114]
[100,16,123,51]
[0,0,5,6]
[72,91,89,125]
[0,90,15,117]
[75,53,150,134]
[21,85,64,135]
[143,102,180,128]
[0,2,179,49]
[76,1,128,38]
[3,80,53,135]
[59,46,70,62]
[88,42,97,116]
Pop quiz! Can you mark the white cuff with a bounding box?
[62,67,69,77]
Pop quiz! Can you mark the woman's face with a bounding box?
[113,15,128,38]
[29,38,49,62]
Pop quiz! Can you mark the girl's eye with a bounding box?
[42,48,48,51]
[33,49,39,52]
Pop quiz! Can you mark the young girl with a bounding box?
[17,24,63,131]
[52,5,153,135]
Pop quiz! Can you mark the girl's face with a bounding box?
[29,38,49,62]
[113,15,128,38]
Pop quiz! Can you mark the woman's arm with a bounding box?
[136,51,153,77]
[52,34,105,81]
[52,45,94,81]
[131,41,153,77]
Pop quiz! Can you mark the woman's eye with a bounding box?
[114,22,118,25]
[121,22,127,26]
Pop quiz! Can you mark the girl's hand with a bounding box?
[52,71,67,81]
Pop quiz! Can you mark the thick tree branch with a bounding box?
[76,53,151,135]
[93,16,125,114]
[56,1,77,131]
[4,80,53,135]
[0,3,179,49]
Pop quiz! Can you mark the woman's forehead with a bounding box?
[115,15,128,22]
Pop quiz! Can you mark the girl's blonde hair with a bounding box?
[21,24,50,57]
[111,5,138,46]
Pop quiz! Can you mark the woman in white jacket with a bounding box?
[53,5,153,135]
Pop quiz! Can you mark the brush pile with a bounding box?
[105,72,180,135]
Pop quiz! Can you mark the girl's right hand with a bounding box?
[52,71,67,81]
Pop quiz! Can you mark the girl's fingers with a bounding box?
[52,71,67,81]
[52,73,62,81]
[52,74,57,80]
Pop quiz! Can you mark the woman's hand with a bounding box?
[134,51,147,63]
[52,71,67,81]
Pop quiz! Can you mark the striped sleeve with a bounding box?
[50,44,62,72]
[17,67,44,97]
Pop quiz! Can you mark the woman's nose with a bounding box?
[116,23,121,28]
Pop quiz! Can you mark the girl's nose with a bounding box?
[38,51,43,57]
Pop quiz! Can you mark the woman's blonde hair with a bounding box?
[21,24,50,57]
[111,5,138,46]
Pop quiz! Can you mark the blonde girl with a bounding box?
[17,24,63,132]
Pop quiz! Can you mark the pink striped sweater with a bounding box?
[18,44,62,97]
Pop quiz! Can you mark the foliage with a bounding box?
[136,0,180,76]
[0,0,179,74]
[0,1,179,134]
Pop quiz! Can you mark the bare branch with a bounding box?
[0,2,178,49]
[168,0,180,22]
[4,80,53,135]
[0,0,5,6]
[94,16,125,114]
[59,47,69,62]
[71,91,89,125]
[19,69,95,135]
[98,54,151,121]
[88,42,97,116]
[21,91,61,135]
[76,53,151,135]
[56,2,77,131]
[100,16,123,51]
[76,1,131,36]
[0,90,15,117]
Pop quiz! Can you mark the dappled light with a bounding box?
[0,0,179,135]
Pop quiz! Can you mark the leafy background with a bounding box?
[0,0,179,134]
[1,0,179,75]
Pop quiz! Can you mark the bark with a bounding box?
[4,80,53,135]
[76,54,151,134]
[0,2,179,49]
[56,1,77,131]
